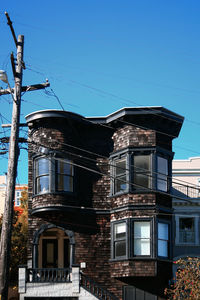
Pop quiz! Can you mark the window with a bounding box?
[111,151,170,195]
[123,286,157,300]
[112,219,171,260]
[133,155,151,189]
[34,156,74,195]
[56,160,73,192]
[179,217,195,243]
[15,191,21,206]
[113,222,127,258]
[175,216,199,245]
[133,221,151,256]
[113,157,128,194]
[158,222,169,257]
[35,157,50,194]
[157,156,168,192]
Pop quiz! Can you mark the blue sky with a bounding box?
[0,0,200,184]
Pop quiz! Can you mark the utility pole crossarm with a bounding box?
[0,81,50,95]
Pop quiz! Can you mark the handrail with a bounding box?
[172,184,200,199]
[27,268,71,283]
[80,273,119,300]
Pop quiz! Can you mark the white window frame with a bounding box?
[132,220,151,257]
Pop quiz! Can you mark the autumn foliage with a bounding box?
[0,188,28,284]
[165,257,200,299]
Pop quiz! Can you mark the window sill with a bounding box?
[176,242,197,246]
[109,189,162,198]
[109,257,172,262]
[32,191,75,198]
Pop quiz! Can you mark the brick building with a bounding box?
[19,107,184,300]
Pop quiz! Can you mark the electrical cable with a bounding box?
[29,139,197,203]
[33,135,200,189]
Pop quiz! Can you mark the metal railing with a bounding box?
[81,273,119,300]
[27,268,71,283]
[172,183,200,199]
[179,230,195,243]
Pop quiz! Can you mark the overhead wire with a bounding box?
[29,130,200,189]
[29,138,199,204]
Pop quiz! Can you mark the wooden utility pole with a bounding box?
[0,33,24,300]
[0,13,49,300]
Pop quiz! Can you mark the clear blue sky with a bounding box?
[0,0,200,184]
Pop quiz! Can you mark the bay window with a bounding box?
[34,156,74,195]
[112,219,171,260]
[111,150,170,195]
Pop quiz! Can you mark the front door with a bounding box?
[42,239,58,268]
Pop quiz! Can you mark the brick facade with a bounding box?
[24,107,183,300]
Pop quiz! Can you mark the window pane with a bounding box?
[36,176,49,193]
[158,223,168,239]
[115,241,126,257]
[180,217,194,230]
[57,160,73,175]
[134,222,150,256]
[134,155,150,188]
[134,222,150,238]
[157,157,168,192]
[134,155,150,172]
[115,158,126,176]
[115,175,127,193]
[57,175,73,192]
[179,218,195,243]
[134,173,149,188]
[114,222,126,239]
[134,239,150,255]
[36,158,49,176]
[158,240,168,257]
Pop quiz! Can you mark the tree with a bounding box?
[165,257,200,299]
[0,188,28,284]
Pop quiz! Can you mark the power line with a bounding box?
[44,88,65,110]
[30,139,197,203]
[35,132,200,189]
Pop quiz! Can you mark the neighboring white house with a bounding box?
[172,157,200,260]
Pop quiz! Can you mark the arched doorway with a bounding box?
[33,224,75,269]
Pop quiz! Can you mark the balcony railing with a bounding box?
[179,230,195,243]
[81,273,119,300]
[172,183,200,199]
[27,268,71,283]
